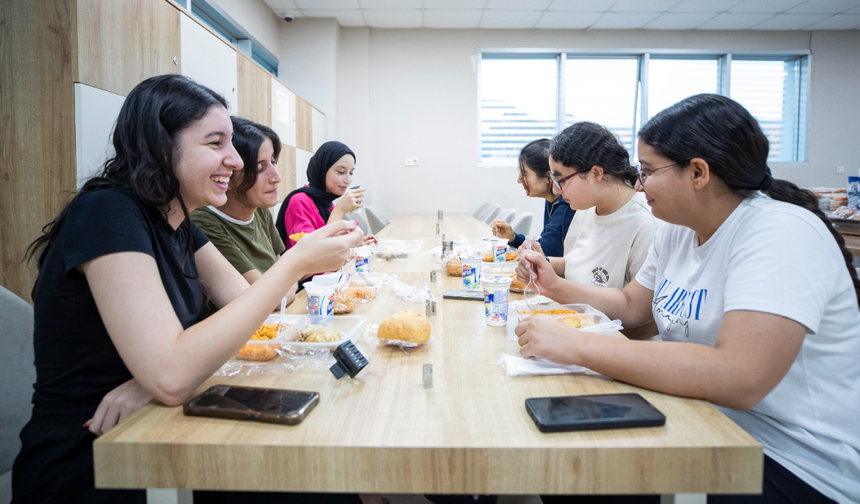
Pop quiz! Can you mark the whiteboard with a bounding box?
[180,15,238,113]
[74,83,125,189]
[271,78,297,147]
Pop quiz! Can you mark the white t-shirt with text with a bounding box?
[636,194,860,503]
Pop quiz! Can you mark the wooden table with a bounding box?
[94,213,762,502]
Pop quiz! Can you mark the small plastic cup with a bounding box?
[461,256,483,290]
[492,239,508,263]
[354,246,372,273]
[305,282,336,316]
[481,275,513,326]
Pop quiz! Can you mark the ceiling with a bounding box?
[263,0,860,30]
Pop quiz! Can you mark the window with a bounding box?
[647,58,719,120]
[480,56,558,161]
[189,0,279,76]
[731,58,807,162]
[565,57,640,152]
[479,52,809,165]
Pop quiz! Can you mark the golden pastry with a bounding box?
[299,324,340,343]
[377,309,431,344]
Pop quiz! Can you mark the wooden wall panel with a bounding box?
[0,0,77,301]
[237,55,272,127]
[296,98,313,152]
[279,145,297,202]
[76,0,180,96]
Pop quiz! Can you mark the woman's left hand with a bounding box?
[358,234,378,247]
[85,378,153,436]
[515,315,581,365]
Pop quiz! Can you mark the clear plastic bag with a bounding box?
[497,353,602,377]
[361,323,434,351]
[390,276,434,302]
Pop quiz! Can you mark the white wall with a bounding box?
[207,0,281,59]
[262,24,860,228]
[804,31,860,187]
[278,18,339,142]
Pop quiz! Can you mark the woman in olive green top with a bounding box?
[191,117,297,317]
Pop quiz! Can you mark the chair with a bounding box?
[496,208,517,224]
[472,203,492,220]
[0,286,36,504]
[482,204,502,224]
[510,212,534,238]
[346,211,371,235]
[364,206,388,235]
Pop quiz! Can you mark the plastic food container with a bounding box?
[371,239,423,260]
[511,302,622,336]
[281,315,368,354]
[234,314,303,361]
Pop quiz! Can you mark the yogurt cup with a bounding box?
[481,275,513,326]
[491,239,508,263]
[461,256,483,290]
[354,246,372,273]
[305,282,336,316]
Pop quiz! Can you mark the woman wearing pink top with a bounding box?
[276,140,376,250]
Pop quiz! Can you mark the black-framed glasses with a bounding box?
[634,162,683,186]
[550,171,578,189]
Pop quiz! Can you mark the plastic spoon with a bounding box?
[523,237,540,311]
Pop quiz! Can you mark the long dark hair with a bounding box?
[26,74,228,269]
[549,122,637,187]
[230,116,282,205]
[518,138,552,195]
[639,93,860,306]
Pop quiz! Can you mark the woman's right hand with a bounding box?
[492,220,515,241]
[290,220,364,273]
[333,187,366,216]
[516,250,560,295]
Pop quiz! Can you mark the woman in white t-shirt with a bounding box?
[517,94,860,504]
[540,121,661,338]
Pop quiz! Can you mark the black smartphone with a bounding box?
[525,393,665,433]
[443,289,484,301]
[183,385,319,425]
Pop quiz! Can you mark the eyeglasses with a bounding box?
[550,170,579,190]
[634,162,683,186]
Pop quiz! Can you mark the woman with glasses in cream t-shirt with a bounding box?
[541,121,661,338]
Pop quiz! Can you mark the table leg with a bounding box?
[660,494,706,504]
[146,488,193,504]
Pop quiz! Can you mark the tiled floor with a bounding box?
[383,495,542,504]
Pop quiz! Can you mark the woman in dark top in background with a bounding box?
[13,74,362,504]
[492,139,574,257]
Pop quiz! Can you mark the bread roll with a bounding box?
[446,257,462,276]
[378,309,431,344]
[333,291,355,314]
[510,277,526,292]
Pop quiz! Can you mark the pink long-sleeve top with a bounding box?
[282,192,334,250]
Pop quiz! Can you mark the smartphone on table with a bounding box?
[183,385,319,425]
[525,393,665,433]
[443,289,484,301]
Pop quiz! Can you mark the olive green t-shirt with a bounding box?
[190,206,285,318]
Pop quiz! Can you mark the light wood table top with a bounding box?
[94,213,762,495]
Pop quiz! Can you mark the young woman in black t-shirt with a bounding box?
[13,75,364,504]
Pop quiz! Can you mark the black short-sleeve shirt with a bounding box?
[30,189,209,407]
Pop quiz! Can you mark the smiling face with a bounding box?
[518,162,552,198]
[635,139,688,223]
[230,137,281,209]
[173,105,242,211]
[324,154,355,196]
